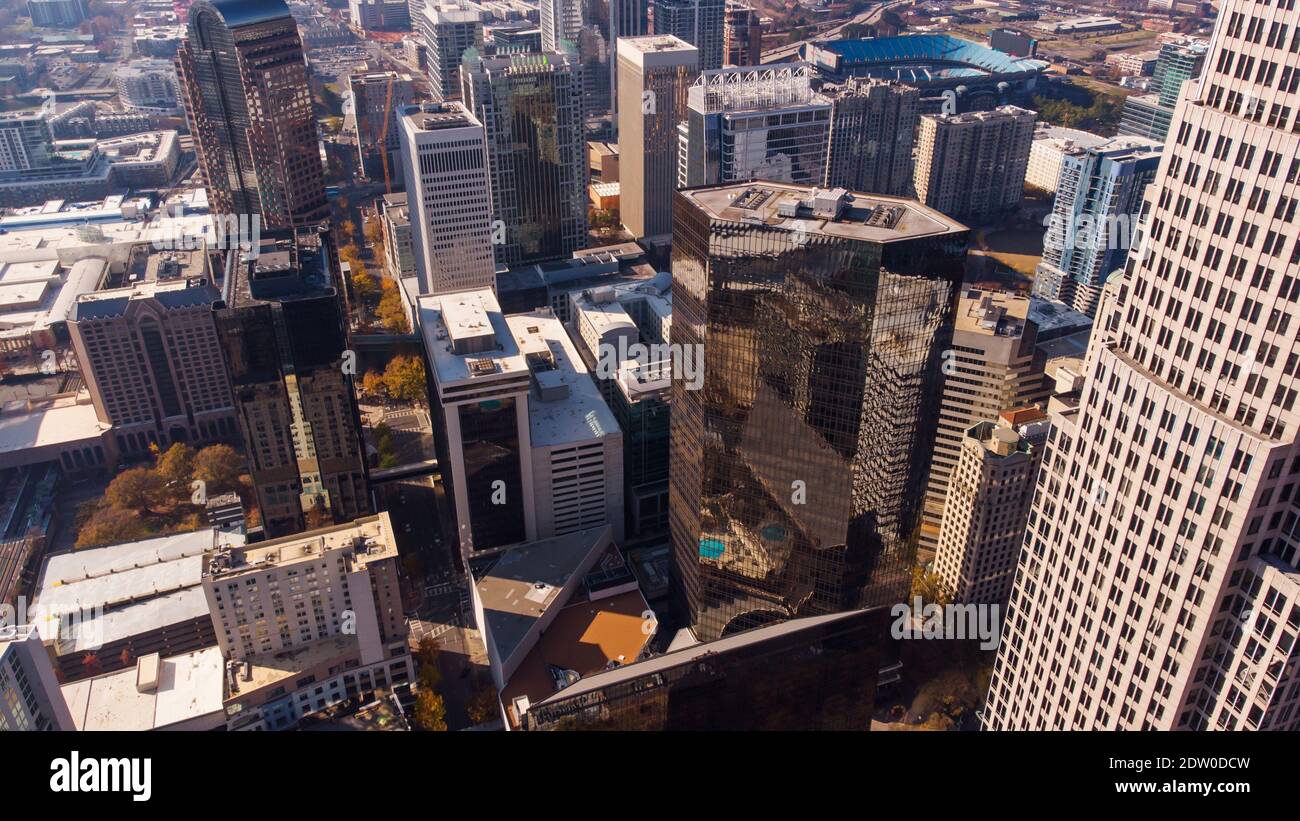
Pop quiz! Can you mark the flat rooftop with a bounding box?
[955,288,1032,338]
[681,182,967,243]
[0,393,108,457]
[230,634,360,697]
[418,289,529,388]
[505,310,621,448]
[204,514,396,581]
[60,646,225,731]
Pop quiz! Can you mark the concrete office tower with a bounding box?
[177,0,328,232]
[934,408,1049,606]
[461,50,589,266]
[823,78,920,197]
[116,59,182,114]
[569,274,674,539]
[541,0,583,52]
[420,3,484,102]
[914,105,1035,226]
[670,182,968,641]
[679,64,831,189]
[349,71,414,182]
[397,102,496,295]
[418,289,623,558]
[215,227,372,539]
[202,513,406,663]
[0,109,55,174]
[70,276,238,458]
[1119,38,1208,141]
[985,0,1300,731]
[380,192,416,279]
[0,626,75,731]
[1033,136,1162,318]
[917,290,1091,556]
[723,2,761,67]
[650,0,725,71]
[617,35,698,242]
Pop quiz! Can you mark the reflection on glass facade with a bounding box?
[669,183,968,640]
[459,397,528,550]
[524,607,887,730]
[462,50,589,266]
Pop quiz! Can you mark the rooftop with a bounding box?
[60,646,226,731]
[0,392,108,458]
[418,289,529,389]
[807,34,1048,79]
[204,514,396,581]
[680,182,967,243]
[955,289,1032,338]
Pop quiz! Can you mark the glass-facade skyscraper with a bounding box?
[669,183,968,640]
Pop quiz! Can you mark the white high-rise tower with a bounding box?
[986,0,1300,731]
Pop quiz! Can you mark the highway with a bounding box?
[761,0,916,65]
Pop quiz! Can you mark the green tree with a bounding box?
[193,445,245,493]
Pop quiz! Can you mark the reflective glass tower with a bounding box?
[669,182,968,640]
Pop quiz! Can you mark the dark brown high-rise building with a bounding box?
[177,0,328,231]
[669,182,968,641]
[215,225,372,538]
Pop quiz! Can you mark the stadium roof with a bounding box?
[808,34,1048,79]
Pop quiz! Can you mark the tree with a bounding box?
[339,219,357,244]
[910,566,952,608]
[415,636,441,669]
[382,355,427,403]
[155,442,196,488]
[364,218,384,247]
[376,280,410,333]
[361,370,386,399]
[304,500,333,531]
[81,652,101,677]
[105,468,168,514]
[193,445,245,493]
[465,686,499,725]
[413,687,447,731]
[351,266,378,306]
[76,506,151,548]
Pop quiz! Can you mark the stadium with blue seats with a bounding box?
[804,34,1048,112]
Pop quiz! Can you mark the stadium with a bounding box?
[804,34,1049,112]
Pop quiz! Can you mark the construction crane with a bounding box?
[377,75,395,194]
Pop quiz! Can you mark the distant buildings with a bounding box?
[1024,124,1107,193]
[913,106,1035,225]
[214,228,373,538]
[26,0,89,28]
[723,2,761,67]
[650,0,725,71]
[823,78,919,197]
[349,0,410,30]
[462,51,589,265]
[115,59,182,115]
[396,102,496,295]
[670,182,967,640]
[349,71,414,183]
[1033,136,1162,317]
[616,35,698,243]
[177,0,328,231]
[679,64,831,190]
[1118,38,1207,141]
[420,3,484,103]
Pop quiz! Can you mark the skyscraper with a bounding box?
[1033,136,1162,318]
[349,71,414,182]
[723,2,761,67]
[177,0,327,231]
[397,102,496,295]
[985,1,1300,731]
[419,2,484,102]
[1118,38,1208,141]
[650,0,724,71]
[0,626,76,731]
[540,0,583,52]
[670,182,968,640]
[913,106,1035,226]
[823,78,920,197]
[917,289,1091,557]
[461,50,589,266]
[679,64,831,190]
[617,35,698,242]
[215,226,373,539]
[70,275,238,457]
